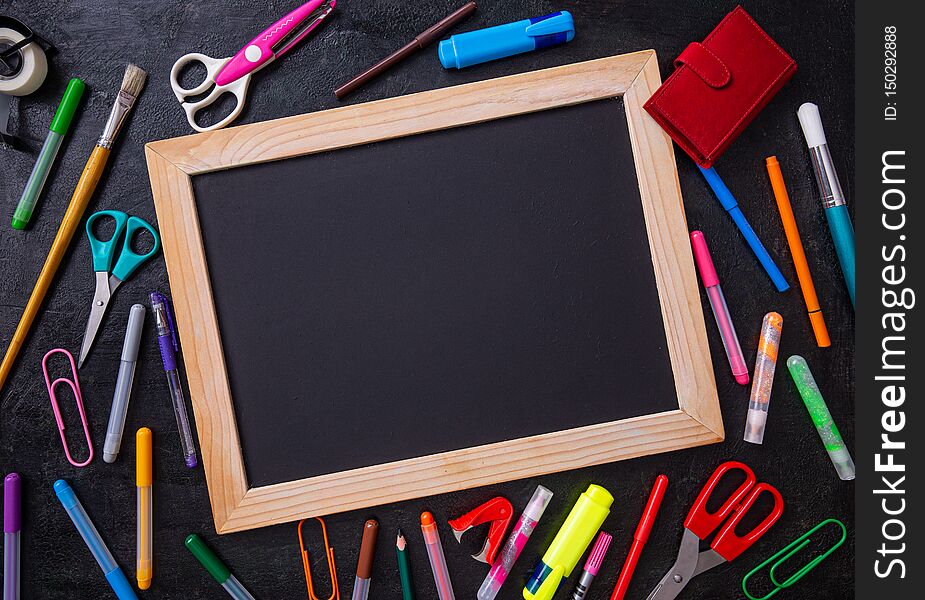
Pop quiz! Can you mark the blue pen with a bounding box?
[54,480,138,600]
[698,166,789,292]
[438,11,575,69]
[798,103,855,308]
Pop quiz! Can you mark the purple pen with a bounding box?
[150,292,198,468]
[5,473,21,600]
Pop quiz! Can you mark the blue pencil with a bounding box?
[698,166,789,292]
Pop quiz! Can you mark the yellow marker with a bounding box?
[523,484,613,600]
[136,427,153,590]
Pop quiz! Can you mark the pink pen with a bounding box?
[569,531,612,600]
[477,486,554,600]
[690,231,749,385]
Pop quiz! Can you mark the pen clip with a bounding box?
[525,14,574,37]
[151,291,179,352]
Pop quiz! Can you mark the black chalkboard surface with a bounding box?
[191,98,677,487]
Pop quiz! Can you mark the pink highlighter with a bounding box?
[690,231,749,385]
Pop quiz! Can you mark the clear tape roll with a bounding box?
[0,27,49,96]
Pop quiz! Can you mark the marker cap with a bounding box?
[185,534,231,584]
[105,568,135,599]
[583,531,612,576]
[4,472,21,533]
[524,485,554,521]
[49,78,86,136]
[53,479,78,510]
[356,519,379,579]
[438,11,575,70]
[122,304,146,362]
[690,231,720,287]
[137,427,153,486]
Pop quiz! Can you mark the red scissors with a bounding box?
[646,461,784,600]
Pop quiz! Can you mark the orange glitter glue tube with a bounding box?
[744,312,782,444]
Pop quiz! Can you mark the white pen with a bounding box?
[103,304,146,463]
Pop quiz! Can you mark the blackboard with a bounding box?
[194,98,676,487]
[146,52,722,532]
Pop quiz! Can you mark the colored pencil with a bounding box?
[396,529,416,600]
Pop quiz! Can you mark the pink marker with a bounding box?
[569,531,612,600]
[690,231,749,385]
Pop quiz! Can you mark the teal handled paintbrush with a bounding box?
[798,102,855,309]
[12,78,85,229]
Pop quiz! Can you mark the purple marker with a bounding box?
[150,292,198,468]
[4,473,21,600]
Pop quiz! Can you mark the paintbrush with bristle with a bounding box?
[0,64,147,392]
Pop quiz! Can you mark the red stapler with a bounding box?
[448,496,513,564]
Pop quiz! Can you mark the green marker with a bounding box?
[185,534,256,600]
[787,356,855,480]
[12,78,85,230]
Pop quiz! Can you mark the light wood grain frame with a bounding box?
[145,50,722,534]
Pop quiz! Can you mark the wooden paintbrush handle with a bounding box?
[0,145,111,393]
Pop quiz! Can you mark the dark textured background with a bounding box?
[1,1,854,599]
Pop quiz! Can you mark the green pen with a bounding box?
[185,534,256,600]
[11,78,85,230]
[787,355,855,481]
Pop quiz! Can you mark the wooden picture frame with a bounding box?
[145,50,723,534]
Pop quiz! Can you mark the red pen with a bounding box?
[610,475,669,600]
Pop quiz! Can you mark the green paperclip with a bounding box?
[742,519,847,600]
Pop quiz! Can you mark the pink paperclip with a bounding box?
[42,348,94,467]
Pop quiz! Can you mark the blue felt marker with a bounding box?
[54,480,138,600]
[798,103,855,308]
[438,11,575,69]
[698,166,789,292]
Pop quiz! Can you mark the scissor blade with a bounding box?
[271,0,336,56]
[692,548,727,577]
[78,272,113,368]
[645,529,701,600]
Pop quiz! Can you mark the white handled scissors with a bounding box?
[170,0,336,132]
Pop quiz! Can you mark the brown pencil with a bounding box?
[0,64,147,393]
[334,2,477,99]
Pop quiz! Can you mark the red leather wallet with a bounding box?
[644,6,796,168]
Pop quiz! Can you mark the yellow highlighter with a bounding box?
[136,427,153,590]
[523,484,613,600]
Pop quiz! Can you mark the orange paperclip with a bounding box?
[298,517,339,600]
[42,348,94,467]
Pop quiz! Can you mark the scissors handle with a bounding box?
[711,483,784,562]
[112,216,161,281]
[86,210,129,272]
[170,53,230,99]
[684,461,756,539]
[170,53,249,133]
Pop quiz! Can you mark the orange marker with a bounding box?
[766,157,830,347]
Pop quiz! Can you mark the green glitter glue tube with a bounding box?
[787,355,855,480]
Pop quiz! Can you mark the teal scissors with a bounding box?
[78,210,161,368]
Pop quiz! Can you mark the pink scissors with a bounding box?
[170,0,336,132]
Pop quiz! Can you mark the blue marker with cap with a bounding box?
[438,11,575,69]
[698,166,789,292]
[54,480,138,600]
